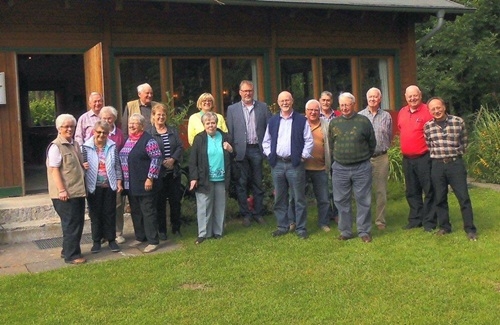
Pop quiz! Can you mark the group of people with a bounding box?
[47,80,478,264]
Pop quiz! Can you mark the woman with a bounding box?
[149,103,184,239]
[99,106,127,244]
[189,112,233,244]
[119,113,162,253]
[187,92,228,146]
[82,121,123,254]
[46,114,87,264]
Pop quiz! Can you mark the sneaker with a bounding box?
[320,225,331,233]
[272,229,288,237]
[159,233,168,241]
[143,244,158,253]
[128,240,143,248]
[109,241,120,252]
[66,257,86,265]
[289,223,296,232]
[91,242,101,254]
[116,235,126,244]
[467,232,478,241]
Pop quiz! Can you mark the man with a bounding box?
[359,87,393,230]
[122,83,158,136]
[319,91,338,121]
[424,97,478,241]
[226,80,272,227]
[397,85,436,231]
[289,99,334,232]
[75,92,103,146]
[262,91,313,239]
[329,92,376,242]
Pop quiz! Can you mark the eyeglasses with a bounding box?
[95,131,109,135]
[240,89,253,93]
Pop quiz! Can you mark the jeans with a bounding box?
[370,154,389,226]
[52,197,85,262]
[288,170,333,227]
[431,158,476,233]
[195,181,226,238]
[235,146,265,219]
[403,153,436,229]
[272,160,307,233]
[87,186,117,242]
[332,160,372,237]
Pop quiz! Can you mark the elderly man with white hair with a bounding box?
[122,83,158,136]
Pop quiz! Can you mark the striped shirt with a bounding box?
[424,114,467,159]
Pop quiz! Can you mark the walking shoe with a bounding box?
[272,229,288,237]
[377,224,386,230]
[109,241,120,252]
[361,235,372,243]
[436,229,450,236]
[159,233,168,241]
[195,237,205,245]
[242,218,251,227]
[297,231,309,239]
[116,235,126,244]
[467,232,478,241]
[403,223,422,230]
[91,242,101,254]
[338,235,353,241]
[289,223,296,232]
[320,225,331,233]
[254,216,267,225]
[143,244,158,253]
[128,240,143,248]
[66,257,86,265]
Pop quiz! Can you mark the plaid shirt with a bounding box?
[424,114,467,159]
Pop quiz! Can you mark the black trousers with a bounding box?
[402,153,437,229]
[431,158,476,233]
[87,186,117,242]
[156,173,182,234]
[128,193,159,245]
[52,197,85,262]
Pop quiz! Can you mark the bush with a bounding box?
[466,106,500,183]
[30,97,55,126]
[388,136,404,183]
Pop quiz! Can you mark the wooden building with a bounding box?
[0,0,472,197]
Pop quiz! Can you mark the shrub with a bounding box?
[388,136,404,183]
[30,96,55,126]
[466,106,500,183]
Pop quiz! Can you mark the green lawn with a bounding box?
[1,183,499,324]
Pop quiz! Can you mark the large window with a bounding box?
[221,58,258,112]
[172,58,211,115]
[321,58,352,110]
[280,59,313,113]
[360,58,391,109]
[118,58,161,110]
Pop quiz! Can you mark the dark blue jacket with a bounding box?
[267,112,306,167]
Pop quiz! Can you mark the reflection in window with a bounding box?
[29,90,56,126]
[280,59,312,113]
[119,58,161,109]
[321,58,352,110]
[172,58,210,116]
[360,58,390,109]
[221,59,257,113]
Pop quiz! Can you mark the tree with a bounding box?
[416,0,500,116]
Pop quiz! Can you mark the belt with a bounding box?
[246,143,259,148]
[403,152,428,159]
[277,156,292,163]
[435,156,461,164]
[372,151,387,158]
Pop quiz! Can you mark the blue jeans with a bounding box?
[272,160,307,233]
[235,146,265,219]
[332,160,372,237]
[288,170,333,227]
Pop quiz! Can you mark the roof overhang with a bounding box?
[134,0,474,15]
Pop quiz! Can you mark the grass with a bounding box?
[1,181,500,324]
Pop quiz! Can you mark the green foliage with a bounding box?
[416,0,500,115]
[163,91,191,129]
[466,105,500,183]
[29,96,55,126]
[388,136,404,183]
